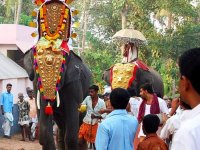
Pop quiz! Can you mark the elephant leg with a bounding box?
[57,127,65,150]
[59,82,82,150]
[39,101,56,150]
[64,102,79,150]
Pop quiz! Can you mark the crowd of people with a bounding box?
[0,85,37,141]
[0,48,200,150]
[77,48,200,150]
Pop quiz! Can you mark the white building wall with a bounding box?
[0,44,18,56]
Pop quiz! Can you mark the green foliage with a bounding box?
[82,47,120,87]
[19,13,32,26]
[77,0,200,96]
[0,0,34,24]
[81,33,121,88]
[1,0,199,96]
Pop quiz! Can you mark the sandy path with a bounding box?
[0,134,42,150]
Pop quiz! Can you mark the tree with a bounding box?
[76,0,200,96]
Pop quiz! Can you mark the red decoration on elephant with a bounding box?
[45,102,53,115]
[60,40,70,53]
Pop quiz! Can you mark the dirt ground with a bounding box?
[0,134,42,150]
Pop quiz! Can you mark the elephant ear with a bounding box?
[60,51,87,87]
[24,49,35,81]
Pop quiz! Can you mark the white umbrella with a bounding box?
[112,29,147,46]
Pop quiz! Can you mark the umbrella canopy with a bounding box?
[112,29,147,46]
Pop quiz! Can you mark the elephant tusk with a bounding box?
[37,90,40,109]
[56,91,60,107]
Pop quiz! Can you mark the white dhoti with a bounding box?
[2,113,14,136]
[30,117,38,138]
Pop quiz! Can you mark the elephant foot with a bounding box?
[78,140,87,150]
[42,144,56,150]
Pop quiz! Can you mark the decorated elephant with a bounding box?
[102,60,164,97]
[23,0,91,150]
[24,49,91,150]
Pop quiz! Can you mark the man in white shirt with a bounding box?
[171,48,200,150]
[78,85,106,149]
[126,87,142,117]
[137,83,169,141]
[160,100,191,147]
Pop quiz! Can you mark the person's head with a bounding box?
[155,92,162,98]
[167,98,172,108]
[178,48,200,108]
[6,83,12,93]
[89,85,99,99]
[18,93,24,102]
[142,114,160,135]
[26,87,31,94]
[28,89,34,99]
[139,83,154,99]
[110,88,130,109]
[127,87,137,97]
[103,92,110,101]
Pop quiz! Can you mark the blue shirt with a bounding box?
[95,109,138,150]
[0,92,14,113]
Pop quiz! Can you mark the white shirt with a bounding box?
[129,97,142,117]
[160,108,190,140]
[171,104,200,150]
[138,97,169,137]
[82,96,106,125]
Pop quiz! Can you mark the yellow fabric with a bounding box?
[111,63,135,89]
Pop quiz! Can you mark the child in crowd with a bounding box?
[137,114,168,150]
[27,89,38,139]
[99,92,113,114]
[17,93,32,141]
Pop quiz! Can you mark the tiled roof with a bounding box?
[0,52,28,79]
[0,24,38,53]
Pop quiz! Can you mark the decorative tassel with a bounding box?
[29,21,37,28]
[72,10,79,16]
[45,102,53,115]
[65,0,74,5]
[73,22,80,28]
[31,32,38,37]
[33,0,45,6]
[31,10,37,17]
[37,90,40,109]
[71,33,77,38]
[56,91,60,107]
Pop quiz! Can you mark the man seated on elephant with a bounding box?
[138,83,169,142]
[78,85,106,149]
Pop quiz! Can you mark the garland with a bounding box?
[40,5,69,41]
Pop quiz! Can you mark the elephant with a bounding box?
[23,49,91,150]
[102,60,164,97]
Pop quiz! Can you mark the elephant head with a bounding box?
[24,1,92,149]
